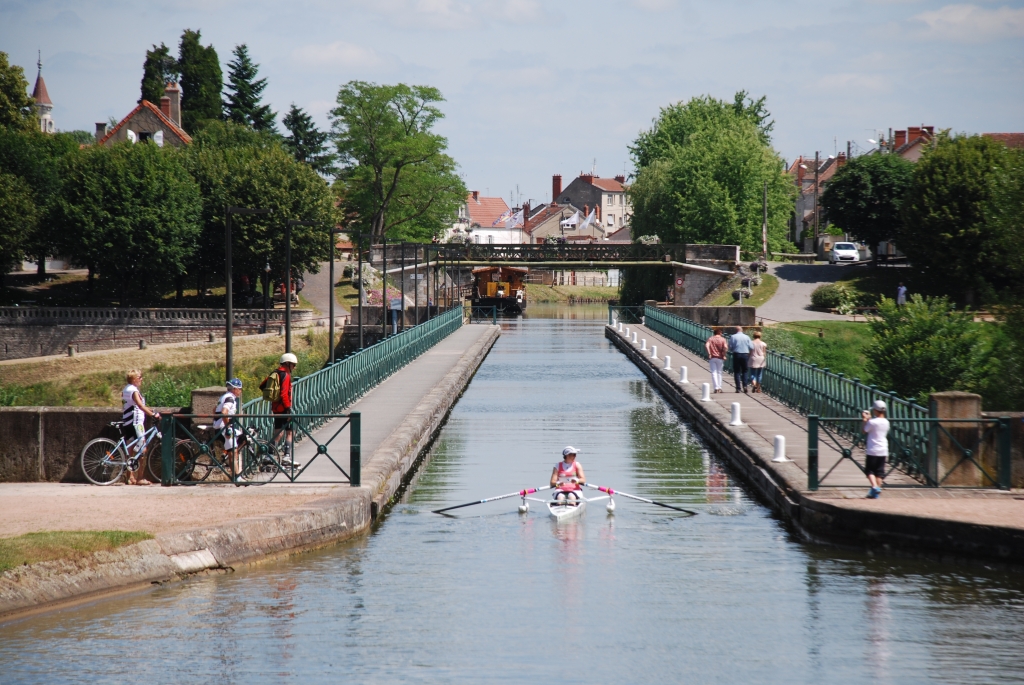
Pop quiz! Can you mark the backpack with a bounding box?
[259,370,282,403]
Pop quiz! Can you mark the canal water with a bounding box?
[3,305,1023,684]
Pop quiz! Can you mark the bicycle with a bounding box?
[191,422,280,485]
[80,422,198,485]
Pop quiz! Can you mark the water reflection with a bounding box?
[2,311,1024,684]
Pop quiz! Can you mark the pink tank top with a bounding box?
[556,461,582,491]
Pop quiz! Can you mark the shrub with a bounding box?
[811,283,856,313]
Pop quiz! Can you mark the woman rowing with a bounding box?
[550,446,586,505]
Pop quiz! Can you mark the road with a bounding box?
[301,260,349,321]
[756,262,853,323]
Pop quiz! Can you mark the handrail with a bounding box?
[242,306,463,437]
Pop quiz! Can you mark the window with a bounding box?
[487,235,494,244]
[607,215,615,226]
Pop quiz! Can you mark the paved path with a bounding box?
[302,260,349,321]
[0,324,497,536]
[613,322,1023,531]
[757,262,854,323]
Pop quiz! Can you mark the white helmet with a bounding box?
[280,352,298,365]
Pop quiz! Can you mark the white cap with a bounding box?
[562,446,580,457]
[872,400,887,412]
[280,353,298,365]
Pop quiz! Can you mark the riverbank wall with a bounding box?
[605,324,1024,565]
[0,325,500,621]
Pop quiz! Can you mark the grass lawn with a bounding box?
[708,273,779,308]
[762,320,874,381]
[524,284,619,303]
[0,531,153,572]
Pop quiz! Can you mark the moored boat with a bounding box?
[471,266,527,314]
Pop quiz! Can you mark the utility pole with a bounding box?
[225,206,271,382]
[813,150,820,245]
[761,180,768,261]
[285,220,321,353]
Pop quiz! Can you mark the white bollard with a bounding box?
[700,382,711,401]
[624,326,630,337]
[679,365,689,383]
[772,435,790,463]
[632,332,638,344]
[664,355,672,370]
[618,322,623,332]
[650,345,657,359]
[641,338,647,351]
[729,402,742,426]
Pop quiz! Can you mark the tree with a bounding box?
[983,148,1024,300]
[52,143,202,304]
[0,51,34,131]
[819,153,914,254]
[223,44,276,132]
[178,29,223,133]
[0,172,36,272]
[140,42,178,104]
[181,121,336,304]
[330,81,466,240]
[282,104,334,176]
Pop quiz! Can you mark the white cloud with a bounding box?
[913,4,1024,41]
[291,41,392,70]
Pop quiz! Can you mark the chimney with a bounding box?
[837,152,847,168]
[160,96,171,119]
[523,201,530,219]
[923,125,934,138]
[163,82,181,127]
[583,204,589,217]
[894,130,907,149]
[908,126,922,142]
[614,175,625,184]
[552,174,562,202]
[472,190,479,202]
[95,122,108,141]
[580,174,594,185]
[796,157,804,183]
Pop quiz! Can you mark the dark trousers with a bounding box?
[732,353,749,389]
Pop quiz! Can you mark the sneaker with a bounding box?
[866,488,880,499]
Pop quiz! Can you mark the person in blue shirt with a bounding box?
[728,326,754,393]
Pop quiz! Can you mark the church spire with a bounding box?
[31,50,54,133]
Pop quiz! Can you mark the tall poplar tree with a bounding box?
[223,44,276,132]
[282,104,334,175]
[139,42,177,104]
[178,29,222,132]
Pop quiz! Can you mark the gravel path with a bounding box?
[756,262,855,323]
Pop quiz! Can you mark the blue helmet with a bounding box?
[227,378,243,389]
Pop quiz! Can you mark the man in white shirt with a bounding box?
[861,400,891,499]
[896,282,907,306]
[215,378,243,479]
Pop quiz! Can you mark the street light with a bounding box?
[285,220,321,353]
[329,226,342,365]
[263,261,271,333]
[226,206,271,382]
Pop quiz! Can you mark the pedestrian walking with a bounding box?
[705,327,728,393]
[729,326,754,393]
[261,353,299,468]
[897,282,907,306]
[748,331,767,393]
[861,400,890,499]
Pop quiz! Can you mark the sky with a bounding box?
[2,0,1022,206]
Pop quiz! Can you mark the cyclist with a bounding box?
[214,378,244,481]
[121,369,160,485]
[265,353,299,468]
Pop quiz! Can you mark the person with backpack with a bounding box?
[262,353,299,467]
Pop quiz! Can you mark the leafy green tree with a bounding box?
[865,296,989,404]
[223,44,276,132]
[178,29,223,133]
[282,104,334,176]
[977,306,1024,410]
[0,51,34,131]
[52,143,202,304]
[181,121,336,303]
[898,134,1011,305]
[819,154,914,254]
[140,42,178,104]
[330,81,466,241]
[983,148,1024,300]
[0,172,37,272]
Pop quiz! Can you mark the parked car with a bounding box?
[829,242,860,265]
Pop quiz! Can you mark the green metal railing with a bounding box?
[608,305,645,325]
[243,306,463,438]
[469,306,498,324]
[808,416,1013,490]
[640,304,932,474]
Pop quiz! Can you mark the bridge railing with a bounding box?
[242,306,463,437]
[641,304,932,471]
[438,244,688,262]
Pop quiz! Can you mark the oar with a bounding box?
[584,484,698,516]
[432,486,553,514]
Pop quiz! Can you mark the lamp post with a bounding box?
[262,261,270,333]
[225,206,271,382]
[354,232,371,350]
[329,226,340,364]
[285,220,321,353]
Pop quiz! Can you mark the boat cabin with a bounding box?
[471,266,528,314]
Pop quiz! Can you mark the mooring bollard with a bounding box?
[701,382,711,401]
[641,339,647,351]
[631,332,638,344]
[772,435,789,462]
[679,366,689,383]
[618,322,623,332]
[664,355,671,370]
[650,345,657,358]
[624,326,630,337]
[730,402,743,426]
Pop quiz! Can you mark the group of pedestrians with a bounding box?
[704,326,767,394]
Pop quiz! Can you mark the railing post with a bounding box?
[160,414,176,486]
[808,414,819,491]
[998,417,1012,490]
[349,411,361,486]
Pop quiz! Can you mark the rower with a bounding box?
[550,447,586,506]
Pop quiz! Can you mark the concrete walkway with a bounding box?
[757,262,854,323]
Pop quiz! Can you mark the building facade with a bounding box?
[552,173,631,233]
[96,83,190,148]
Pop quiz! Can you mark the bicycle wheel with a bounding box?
[146,438,204,483]
[81,438,126,485]
[239,438,279,485]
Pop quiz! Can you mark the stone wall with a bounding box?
[672,268,730,306]
[657,306,756,328]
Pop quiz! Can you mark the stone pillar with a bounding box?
[192,386,227,420]
[929,391,988,486]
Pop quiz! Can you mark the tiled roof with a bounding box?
[465,194,510,228]
[523,202,586,234]
[984,133,1024,149]
[590,177,625,192]
[31,74,51,105]
[98,100,192,146]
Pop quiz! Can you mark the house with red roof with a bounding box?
[96,82,191,148]
[452,191,525,244]
[984,133,1024,149]
[553,173,631,233]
